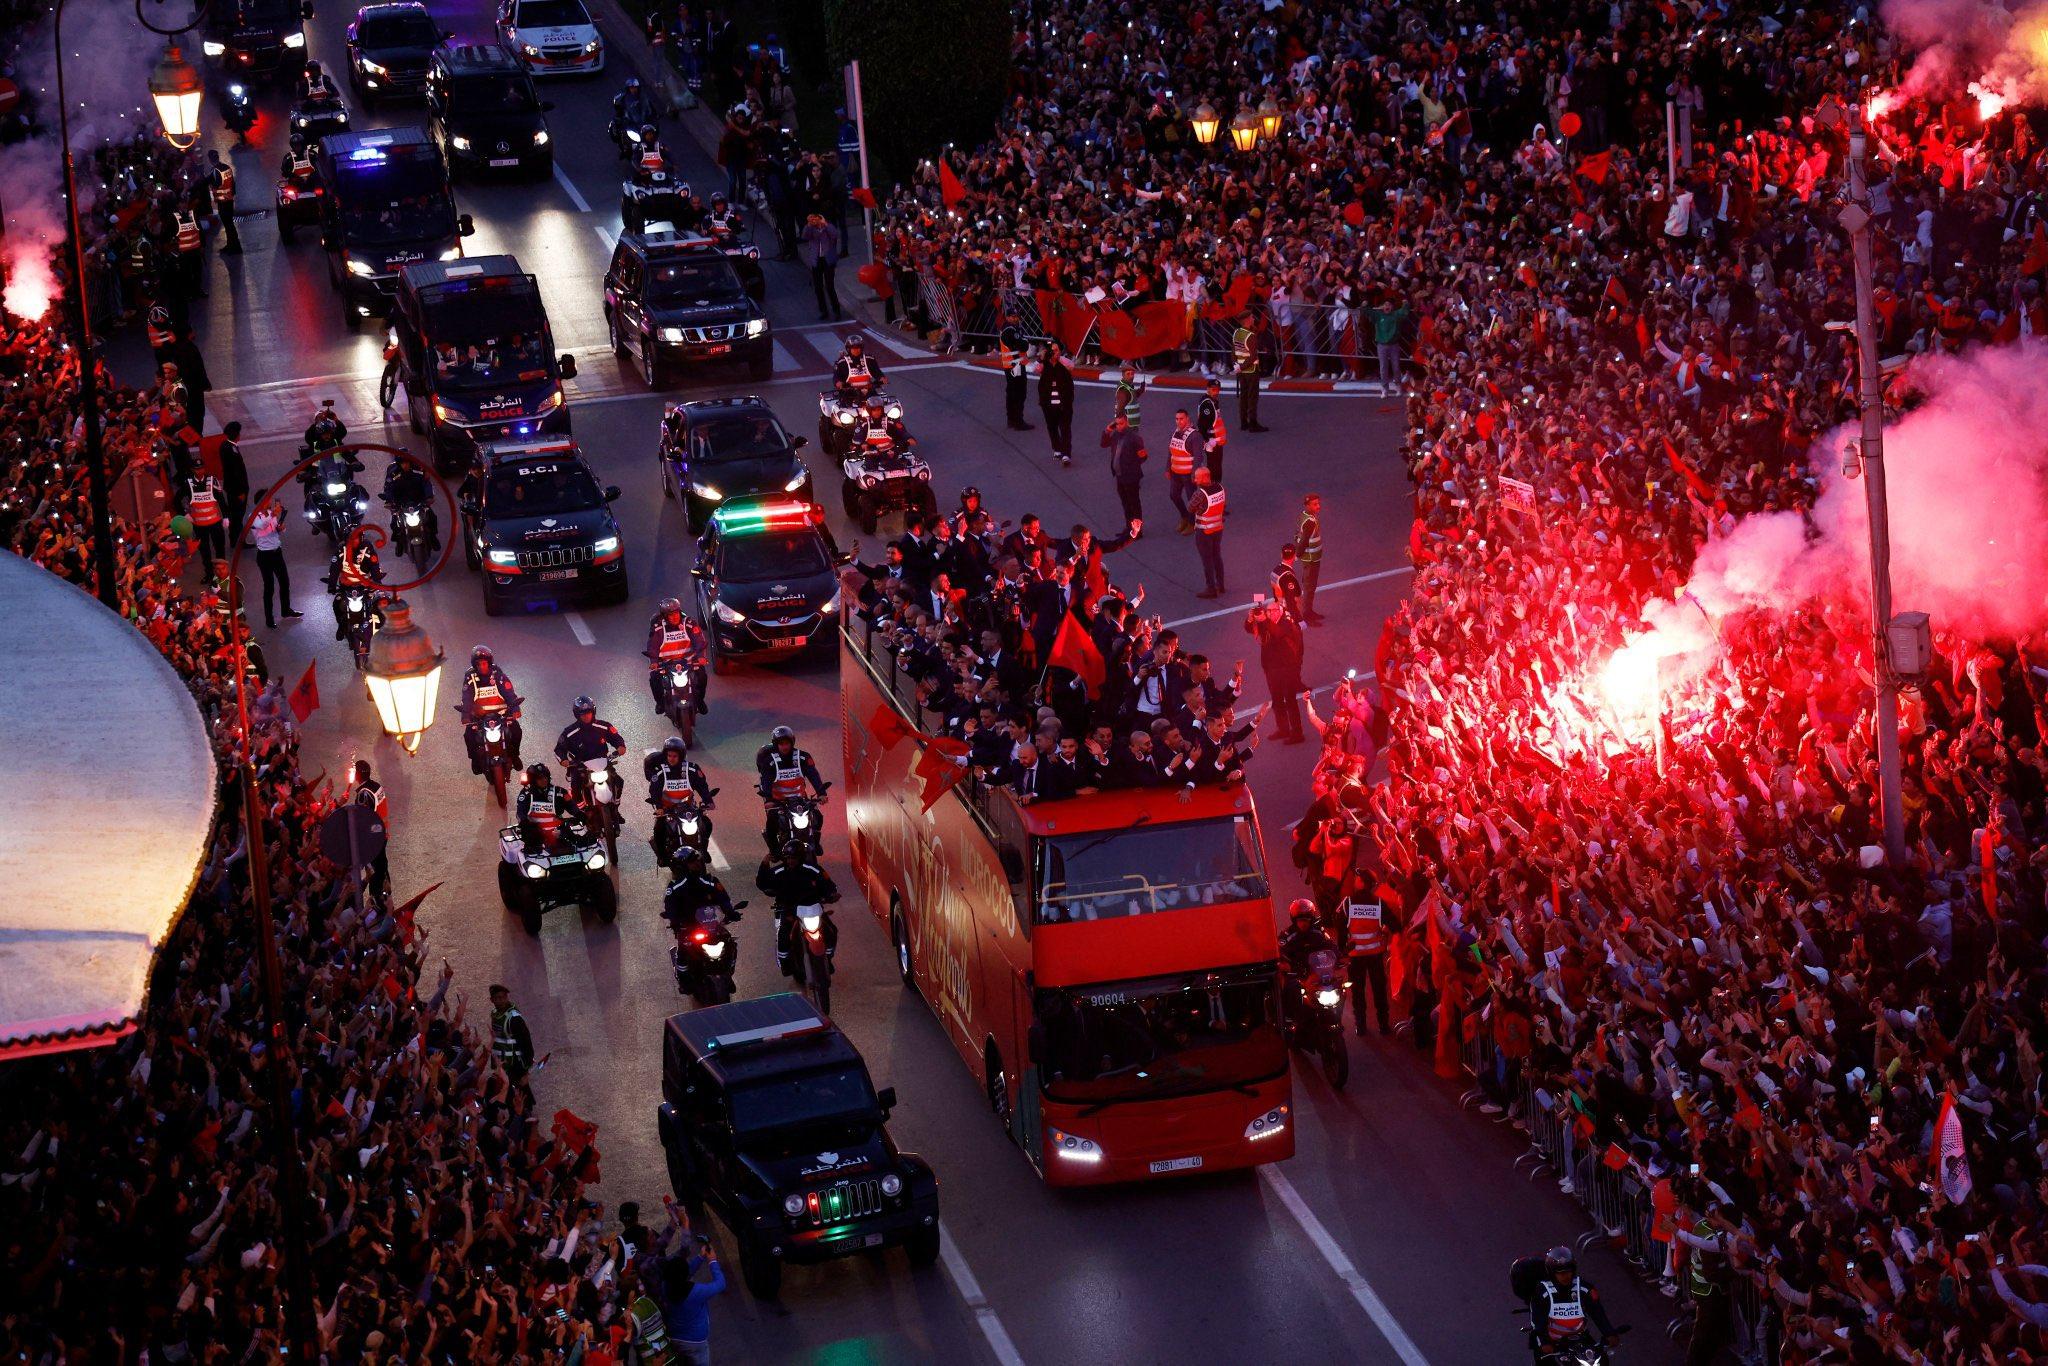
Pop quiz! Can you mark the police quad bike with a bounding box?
[839,436,935,536]
[1283,946,1350,1090]
[620,166,692,236]
[288,88,352,143]
[817,387,905,458]
[498,815,615,935]
[762,791,825,860]
[567,755,625,866]
[468,713,520,807]
[696,203,764,298]
[671,899,745,1007]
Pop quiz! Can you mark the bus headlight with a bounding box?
[1047,1127,1102,1163]
[1244,1105,1290,1141]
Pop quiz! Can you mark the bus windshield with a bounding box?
[1036,814,1266,924]
[1035,965,1282,1105]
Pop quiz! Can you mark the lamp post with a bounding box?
[1228,107,1261,154]
[147,41,205,150]
[363,598,445,753]
[1257,94,1282,141]
[1189,101,1220,148]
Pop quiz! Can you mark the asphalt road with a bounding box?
[149,3,1690,1362]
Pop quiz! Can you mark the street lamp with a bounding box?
[147,42,205,149]
[363,599,445,754]
[1257,94,1282,141]
[1228,108,1261,153]
[1190,101,1220,146]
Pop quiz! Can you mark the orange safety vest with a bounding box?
[841,356,874,390]
[148,322,177,350]
[470,679,508,713]
[1345,899,1388,955]
[639,146,665,173]
[215,165,236,201]
[1167,427,1197,474]
[175,210,201,253]
[653,766,700,810]
[524,785,563,838]
[860,424,895,455]
[998,341,1024,377]
[651,623,694,661]
[1194,485,1226,534]
[186,479,223,527]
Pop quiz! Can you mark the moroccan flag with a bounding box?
[868,702,916,750]
[2022,221,2048,276]
[1408,517,1435,565]
[851,185,877,210]
[1577,149,1613,184]
[1932,1091,1973,1201]
[1342,200,1366,227]
[288,660,319,721]
[1733,1082,1763,1131]
[937,160,969,209]
[1662,437,1713,500]
[1602,1143,1631,1171]
[914,735,972,811]
[389,881,443,945]
[1602,275,1630,308]
[1048,611,1106,696]
[1634,316,1651,355]
[1035,289,1096,354]
[1200,272,1256,321]
[1094,301,1189,359]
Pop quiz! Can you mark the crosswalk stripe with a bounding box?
[770,339,805,375]
[857,326,923,361]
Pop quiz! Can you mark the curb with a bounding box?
[953,354,1399,396]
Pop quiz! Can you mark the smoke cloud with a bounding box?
[1882,0,2048,108]
[0,2,197,318]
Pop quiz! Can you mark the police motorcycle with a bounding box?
[607,78,654,159]
[566,753,624,866]
[669,892,745,1007]
[654,657,700,743]
[325,548,387,672]
[650,780,715,871]
[837,403,934,535]
[473,711,519,806]
[1282,941,1350,1090]
[499,772,616,935]
[298,413,369,545]
[1510,1256,1630,1366]
[763,790,825,861]
[275,133,326,243]
[619,127,692,234]
[384,479,439,574]
[222,82,256,142]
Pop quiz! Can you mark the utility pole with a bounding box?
[1839,110,1908,864]
[847,60,875,265]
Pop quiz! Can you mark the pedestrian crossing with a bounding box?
[211,322,941,439]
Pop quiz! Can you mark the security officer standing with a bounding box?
[1295,492,1325,623]
[218,419,249,549]
[346,758,393,901]
[1038,341,1075,466]
[1166,407,1202,533]
[1271,542,1304,618]
[1196,376,1227,480]
[1233,309,1272,432]
[180,462,229,577]
[171,197,206,301]
[998,320,1032,431]
[206,148,241,255]
[488,984,535,1086]
[146,305,179,370]
[1189,466,1226,599]
[1342,891,1393,1034]
[1113,362,1144,432]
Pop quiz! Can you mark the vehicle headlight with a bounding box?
[203,40,226,55]
[1047,1127,1103,1164]
[582,38,601,53]
[1244,1105,1291,1141]
[353,497,369,511]
[346,258,377,277]
[712,600,746,624]
[783,472,806,492]
[439,246,462,261]
[880,1174,903,1197]
[487,549,518,566]
[659,326,686,343]
[1316,987,1342,1007]
[835,411,855,426]
[782,1194,805,1217]
[790,811,810,829]
[283,31,306,48]
[798,913,822,932]
[885,403,903,420]
[346,595,364,611]
[360,59,389,78]
[690,481,723,501]
[522,860,547,878]
[859,474,877,489]
[484,724,503,742]
[535,389,564,413]
[405,510,422,526]
[625,126,643,144]
[326,481,348,495]
[820,586,842,614]
[451,135,472,151]
[703,940,725,959]
[433,401,455,423]
[228,83,247,97]
[534,129,550,146]
[592,536,619,555]
[746,318,767,337]
[522,43,541,57]
[586,850,607,870]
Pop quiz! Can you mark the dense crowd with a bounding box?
[0,314,722,1359]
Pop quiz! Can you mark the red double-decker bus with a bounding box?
[841,621,1292,1185]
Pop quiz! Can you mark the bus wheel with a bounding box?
[891,909,915,991]
[985,1046,1012,1135]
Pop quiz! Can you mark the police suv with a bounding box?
[691,499,847,670]
[461,436,625,614]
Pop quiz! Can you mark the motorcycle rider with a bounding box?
[851,392,913,458]
[296,58,340,104]
[1278,899,1338,1032]
[633,122,668,175]
[705,190,743,240]
[279,131,317,183]
[1525,1247,1618,1359]
[832,334,883,402]
[755,839,839,981]
[646,734,715,865]
[662,847,740,934]
[555,694,627,799]
[644,597,709,715]
[382,453,431,510]
[305,399,349,452]
[756,724,826,816]
[612,77,652,156]
[515,762,585,848]
[459,645,524,774]
[326,535,385,640]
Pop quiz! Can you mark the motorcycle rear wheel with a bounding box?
[807,953,832,1014]
[1320,1031,1350,1090]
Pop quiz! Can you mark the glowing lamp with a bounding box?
[363,600,444,753]
[1228,108,1260,153]
[1190,102,1220,146]
[149,43,205,149]
[1257,95,1282,140]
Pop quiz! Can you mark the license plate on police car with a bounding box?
[705,343,730,355]
[539,568,577,582]
[1150,1156,1203,1174]
[771,635,806,648]
[489,157,520,167]
[862,1233,883,1248]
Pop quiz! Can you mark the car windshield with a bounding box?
[450,73,539,112]
[485,458,601,516]
[334,150,455,247]
[1036,815,1267,924]
[645,256,743,305]
[694,415,792,462]
[424,291,552,390]
[1036,965,1284,1105]
[718,532,829,583]
[221,0,296,28]
[358,11,436,45]
[515,0,587,25]
[729,1068,876,1142]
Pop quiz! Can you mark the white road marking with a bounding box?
[552,161,592,214]
[565,612,597,646]
[706,835,730,873]
[771,339,804,373]
[938,1227,1027,1366]
[593,222,617,249]
[1164,566,1412,628]
[1260,1166,1432,1366]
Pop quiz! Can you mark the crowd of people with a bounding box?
[0,313,717,1357]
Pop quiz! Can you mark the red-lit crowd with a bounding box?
[0,316,699,1359]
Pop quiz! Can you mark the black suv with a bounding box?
[346,2,443,105]
[201,0,313,81]
[461,437,626,614]
[428,44,553,178]
[314,127,473,325]
[659,994,940,1299]
[693,499,845,670]
[603,229,771,388]
[658,397,812,533]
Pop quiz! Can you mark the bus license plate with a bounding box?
[539,568,578,582]
[489,157,521,167]
[1150,1156,1203,1174]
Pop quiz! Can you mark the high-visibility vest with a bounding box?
[1167,428,1196,474]
[350,779,390,824]
[1345,900,1387,955]
[638,146,665,173]
[523,787,563,838]
[290,153,314,177]
[999,340,1024,377]
[1545,1278,1588,1340]
[1194,485,1226,534]
[654,764,700,809]
[175,210,201,253]
[651,623,694,661]
[841,355,874,390]
[765,751,807,801]
[1116,379,1141,426]
[128,238,151,272]
[214,165,236,202]
[1233,327,1257,373]
[858,422,894,454]
[1199,397,1226,447]
[491,1006,526,1064]
[1683,1218,1724,1300]
[470,678,508,713]
[186,478,223,527]
[1298,512,1322,562]
[148,321,177,350]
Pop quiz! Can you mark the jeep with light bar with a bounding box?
[691,499,847,670]
[314,127,475,327]
[659,994,940,1299]
[392,255,576,473]
[461,436,625,615]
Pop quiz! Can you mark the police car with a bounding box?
[495,0,603,75]
[461,436,626,614]
[603,229,771,388]
[658,396,812,534]
[691,499,846,670]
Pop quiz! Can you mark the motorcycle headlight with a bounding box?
[346,595,364,610]
[326,481,348,495]
[798,913,822,932]
[346,258,377,277]
[283,31,306,48]
[522,860,547,878]
[534,129,551,146]
[203,40,226,55]
[404,511,422,526]
[592,535,620,556]
[451,135,472,151]
[1316,987,1342,1007]
[1046,1127,1103,1164]
[228,83,246,97]
[439,246,462,261]
[782,1193,805,1217]
[790,811,810,829]
[703,940,725,959]
[885,403,903,420]
[484,724,503,742]
[1244,1105,1291,1141]
[679,816,699,833]
[690,481,723,501]
[659,326,686,343]
[353,497,369,511]
[712,600,746,624]
[783,473,806,492]
[881,1174,903,1196]
[586,850,607,870]
[746,318,767,337]
[625,127,643,144]
[487,549,518,566]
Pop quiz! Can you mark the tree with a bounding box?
[825,0,1011,188]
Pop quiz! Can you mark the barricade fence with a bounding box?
[1459,1023,1775,1365]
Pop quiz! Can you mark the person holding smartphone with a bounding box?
[655,1203,726,1364]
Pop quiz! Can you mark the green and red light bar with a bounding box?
[710,499,823,534]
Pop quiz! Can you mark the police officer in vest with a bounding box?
[1294,492,1325,623]
[172,197,206,301]
[346,759,393,901]
[755,724,827,844]
[181,463,229,577]
[646,734,714,867]
[644,597,709,714]
[516,762,586,848]
[459,645,525,774]
[1189,466,1227,599]
[1196,376,1227,480]
[1524,1247,1618,1360]
[832,334,883,402]
[1675,1197,1732,1366]
[998,320,1032,431]
[1233,309,1272,433]
[1341,890,1392,1034]
[1165,407,1204,532]
[488,984,535,1085]
[147,305,179,370]
[1113,362,1144,433]
[206,148,242,255]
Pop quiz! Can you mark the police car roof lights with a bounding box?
[704,1012,831,1052]
[348,146,388,162]
[709,498,820,533]
[479,436,576,462]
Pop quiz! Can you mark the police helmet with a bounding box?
[710,190,728,206]
[305,59,323,79]
[779,838,807,860]
[471,644,494,666]
[526,763,552,787]
[961,485,981,504]
[572,694,596,719]
[770,725,796,745]
[658,596,682,617]
[1545,1246,1576,1277]
[1288,897,1318,925]
[678,846,707,869]
[149,305,171,327]
[662,734,687,758]
[624,76,641,91]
